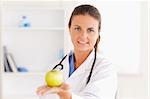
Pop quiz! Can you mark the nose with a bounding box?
[80,30,87,39]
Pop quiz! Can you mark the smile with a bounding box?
[78,41,88,44]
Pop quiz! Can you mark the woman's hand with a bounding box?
[36,83,72,99]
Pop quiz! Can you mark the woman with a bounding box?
[37,4,117,99]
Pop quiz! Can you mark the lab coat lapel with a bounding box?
[61,54,88,80]
[67,49,95,80]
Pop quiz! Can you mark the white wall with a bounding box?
[118,2,148,98]
[148,0,150,98]
[0,2,2,99]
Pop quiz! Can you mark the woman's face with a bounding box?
[69,14,99,52]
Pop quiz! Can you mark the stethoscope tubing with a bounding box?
[52,48,97,84]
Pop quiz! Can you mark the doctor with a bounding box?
[37,4,117,99]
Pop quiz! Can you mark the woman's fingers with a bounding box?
[37,85,47,92]
[36,83,70,96]
[36,85,61,96]
[36,85,47,95]
[37,85,49,95]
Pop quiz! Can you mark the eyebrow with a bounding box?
[74,25,94,28]
[88,27,94,29]
[73,25,95,30]
[73,25,80,27]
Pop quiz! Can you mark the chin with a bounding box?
[76,47,92,52]
[74,44,93,52]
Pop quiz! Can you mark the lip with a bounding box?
[77,41,88,45]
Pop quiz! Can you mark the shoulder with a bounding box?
[93,50,117,77]
[96,50,112,67]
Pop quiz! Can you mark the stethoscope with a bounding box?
[52,48,97,84]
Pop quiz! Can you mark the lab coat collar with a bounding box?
[62,48,104,80]
[66,49,95,79]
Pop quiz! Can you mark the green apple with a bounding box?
[45,70,64,87]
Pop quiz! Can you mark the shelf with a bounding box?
[2,72,46,76]
[2,27,64,31]
[1,1,72,98]
[2,7,64,11]
[2,1,64,11]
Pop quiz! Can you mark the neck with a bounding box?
[74,49,93,69]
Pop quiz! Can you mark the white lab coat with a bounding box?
[42,49,118,99]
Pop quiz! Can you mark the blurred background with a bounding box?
[0,0,149,99]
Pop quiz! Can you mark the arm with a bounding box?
[37,59,117,99]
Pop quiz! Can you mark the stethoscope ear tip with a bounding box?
[52,55,67,71]
[52,64,63,71]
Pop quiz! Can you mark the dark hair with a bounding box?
[68,4,101,49]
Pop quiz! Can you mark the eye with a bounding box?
[87,28,94,33]
[74,27,81,32]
